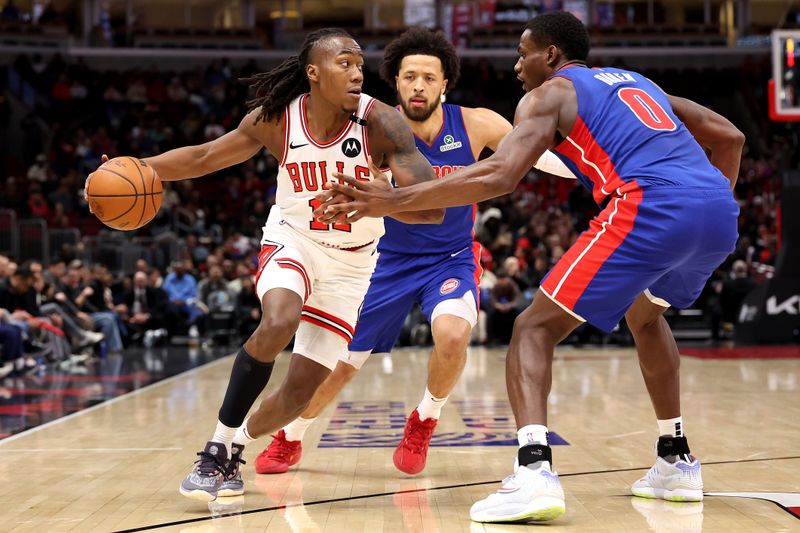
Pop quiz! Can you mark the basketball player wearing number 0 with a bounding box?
[318,13,744,522]
[87,28,443,502]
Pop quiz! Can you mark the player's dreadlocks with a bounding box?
[525,12,590,62]
[243,28,354,124]
[379,27,460,92]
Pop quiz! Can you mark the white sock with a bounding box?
[657,416,683,437]
[283,416,316,442]
[212,420,238,452]
[232,418,257,447]
[517,424,549,447]
[416,387,448,421]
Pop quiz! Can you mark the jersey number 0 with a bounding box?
[617,87,677,132]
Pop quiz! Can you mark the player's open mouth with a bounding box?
[410,97,426,107]
[348,88,362,97]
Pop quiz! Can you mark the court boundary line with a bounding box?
[0,354,234,447]
[112,454,800,532]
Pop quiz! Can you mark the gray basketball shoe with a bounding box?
[218,444,246,497]
[179,441,228,502]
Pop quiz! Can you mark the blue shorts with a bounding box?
[541,185,739,332]
[350,242,482,353]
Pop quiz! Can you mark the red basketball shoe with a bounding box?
[255,430,303,474]
[393,409,438,475]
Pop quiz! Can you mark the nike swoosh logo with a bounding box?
[451,247,469,257]
[289,142,309,149]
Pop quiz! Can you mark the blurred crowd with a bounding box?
[0,53,791,375]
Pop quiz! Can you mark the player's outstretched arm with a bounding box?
[142,108,267,181]
[367,102,444,224]
[317,86,560,222]
[667,94,745,188]
[466,106,575,179]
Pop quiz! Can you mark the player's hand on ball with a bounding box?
[314,157,395,224]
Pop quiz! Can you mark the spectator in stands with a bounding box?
[162,259,203,336]
[197,265,230,308]
[488,268,522,345]
[120,270,171,341]
[235,275,260,340]
[0,321,23,378]
[0,263,71,365]
[720,259,757,329]
[62,264,123,357]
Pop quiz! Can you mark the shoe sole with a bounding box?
[179,486,217,502]
[631,487,704,502]
[470,496,566,523]
[218,487,244,497]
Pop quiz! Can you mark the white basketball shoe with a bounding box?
[470,462,566,523]
[632,455,704,502]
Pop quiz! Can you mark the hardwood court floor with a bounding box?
[1,345,799,532]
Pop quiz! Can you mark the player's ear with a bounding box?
[546,45,558,67]
[441,79,448,95]
[306,64,319,83]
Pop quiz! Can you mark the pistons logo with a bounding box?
[440,278,460,295]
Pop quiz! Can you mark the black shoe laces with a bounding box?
[195,451,227,477]
[226,454,247,479]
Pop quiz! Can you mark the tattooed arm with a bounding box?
[365,102,444,224]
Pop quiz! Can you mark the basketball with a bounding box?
[86,157,163,231]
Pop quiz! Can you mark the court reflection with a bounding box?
[630,498,704,532]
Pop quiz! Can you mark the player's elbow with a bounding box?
[728,127,746,149]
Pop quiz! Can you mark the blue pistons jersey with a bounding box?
[379,103,478,255]
[349,103,483,354]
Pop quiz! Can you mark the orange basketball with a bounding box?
[86,157,163,231]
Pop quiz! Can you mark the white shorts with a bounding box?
[255,221,378,370]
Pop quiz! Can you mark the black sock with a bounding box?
[657,435,691,461]
[218,348,274,428]
[518,444,553,467]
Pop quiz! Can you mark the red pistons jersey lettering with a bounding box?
[271,92,384,249]
[432,165,465,178]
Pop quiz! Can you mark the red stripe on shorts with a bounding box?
[542,184,643,310]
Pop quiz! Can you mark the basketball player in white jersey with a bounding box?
[89,28,444,502]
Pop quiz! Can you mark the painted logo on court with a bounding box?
[440,278,460,295]
[318,400,569,448]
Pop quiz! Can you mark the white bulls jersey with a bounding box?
[268,92,385,249]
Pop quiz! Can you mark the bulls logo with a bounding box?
[342,139,362,158]
[440,278,460,295]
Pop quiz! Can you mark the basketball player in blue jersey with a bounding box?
[255,27,574,476]
[317,13,743,523]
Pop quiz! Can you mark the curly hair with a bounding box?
[379,27,460,92]
[525,12,590,62]
[242,28,354,124]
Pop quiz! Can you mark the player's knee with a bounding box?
[256,311,300,345]
[433,329,469,360]
[332,362,359,386]
[626,307,660,335]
